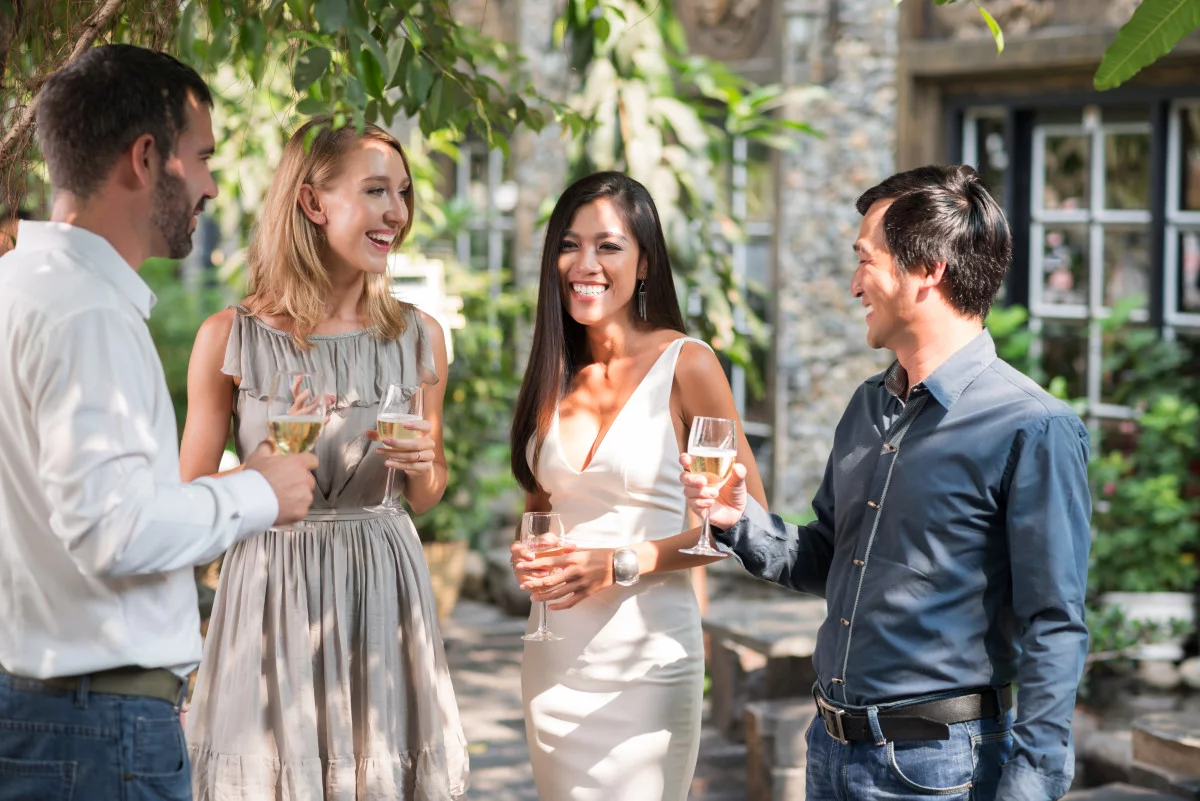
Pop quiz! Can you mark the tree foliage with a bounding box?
[562,0,815,388]
[0,0,583,210]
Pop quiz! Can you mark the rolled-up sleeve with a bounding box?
[998,415,1091,801]
[27,309,277,577]
[713,455,837,597]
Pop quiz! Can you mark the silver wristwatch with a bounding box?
[612,547,640,586]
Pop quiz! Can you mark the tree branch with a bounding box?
[0,0,126,171]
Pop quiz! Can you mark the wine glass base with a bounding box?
[679,545,729,557]
[522,630,563,642]
[364,503,406,515]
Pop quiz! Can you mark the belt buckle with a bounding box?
[817,694,849,744]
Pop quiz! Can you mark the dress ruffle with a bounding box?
[221,304,439,410]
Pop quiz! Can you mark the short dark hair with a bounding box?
[36,44,213,200]
[855,165,1011,319]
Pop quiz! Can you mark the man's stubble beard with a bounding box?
[151,168,196,260]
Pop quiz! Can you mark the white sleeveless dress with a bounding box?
[522,337,707,801]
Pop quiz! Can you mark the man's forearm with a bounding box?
[712,496,832,596]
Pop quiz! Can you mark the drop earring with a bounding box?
[637,279,647,319]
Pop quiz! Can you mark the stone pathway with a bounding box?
[442,599,748,800]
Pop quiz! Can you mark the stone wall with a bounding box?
[771,0,897,511]
[501,0,899,511]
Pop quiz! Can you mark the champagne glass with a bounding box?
[521,512,566,643]
[366,382,423,515]
[267,370,327,531]
[679,416,737,557]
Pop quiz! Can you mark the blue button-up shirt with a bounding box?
[716,330,1091,801]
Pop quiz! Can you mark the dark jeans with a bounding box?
[807,697,1014,800]
[0,672,190,801]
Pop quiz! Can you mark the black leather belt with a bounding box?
[0,664,184,706]
[815,685,1012,743]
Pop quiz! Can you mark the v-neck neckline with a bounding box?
[553,337,685,475]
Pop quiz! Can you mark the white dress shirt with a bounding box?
[0,221,278,679]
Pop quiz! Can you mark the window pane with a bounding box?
[1180,230,1200,314]
[1104,132,1150,210]
[1103,226,1151,309]
[468,148,489,210]
[1041,322,1087,399]
[975,117,1008,209]
[1043,135,1090,211]
[1041,225,1089,306]
[1182,106,1200,211]
[745,140,776,222]
[745,236,773,297]
[468,229,488,272]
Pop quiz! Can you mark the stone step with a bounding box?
[1131,713,1200,799]
[1065,782,1181,801]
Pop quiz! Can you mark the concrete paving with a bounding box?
[442,599,748,800]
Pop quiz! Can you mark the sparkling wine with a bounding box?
[376,413,422,440]
[268,416,323,455]
[687,446,737,487]
[529,545,567,558]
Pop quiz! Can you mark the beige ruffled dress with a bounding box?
[186,306,468,801]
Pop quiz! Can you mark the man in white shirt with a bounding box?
[0,44,318,800]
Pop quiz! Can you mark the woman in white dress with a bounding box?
[509,171,768,800]
[179,118,467,800]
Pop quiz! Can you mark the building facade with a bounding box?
[450,0,1200,513]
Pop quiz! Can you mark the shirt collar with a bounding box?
[867,329,997,410]
[14,221,157,319]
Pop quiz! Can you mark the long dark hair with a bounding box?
[510,171,686,493]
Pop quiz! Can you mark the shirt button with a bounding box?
[840,618,850,626]
[866,500,879,509]
[853,559,865,566]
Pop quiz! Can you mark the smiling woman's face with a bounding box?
[301,138,411,276]
[557,198,645,328]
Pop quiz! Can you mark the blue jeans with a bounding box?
[807,693,1014,801]
[0,672,191,801]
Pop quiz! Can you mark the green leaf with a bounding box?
[386,38,408,84]
[595,16,611,44]
[296,97,326,115]
[293,47,332,92]
[976,3,1005,53]
[239,18,268,85]
[176,2,198,63]
[406,59,435,104]
[315,0,349,32]
[358,47,386,99]
[1095,0,1200,90]
[552,16,568,47]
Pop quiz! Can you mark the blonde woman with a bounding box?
[180,118,467,800]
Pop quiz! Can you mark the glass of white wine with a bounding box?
[521,512,566,642]
[679,416,737,557]
[267,370,327,530]
[366,382,423,515]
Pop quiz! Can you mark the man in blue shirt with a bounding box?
[682,165,1091,801]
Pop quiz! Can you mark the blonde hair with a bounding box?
[244,116,415,348]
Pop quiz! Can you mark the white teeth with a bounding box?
[572,283,606,296]
[367,232,395,245]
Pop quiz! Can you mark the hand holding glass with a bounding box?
[367,382,423,515]
[267,370,327,530]
[521,512,566,642]
[679,416,737,557]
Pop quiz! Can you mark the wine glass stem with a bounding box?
[381,467,398,508]
[537,601,549,634]
[699,508,714,551]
